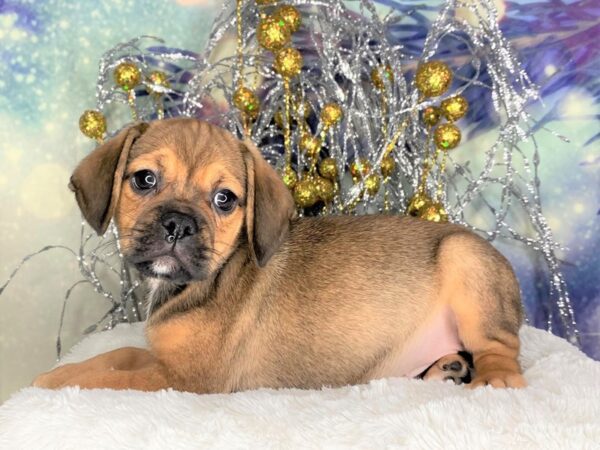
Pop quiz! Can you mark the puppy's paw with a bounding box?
[32,372,59,389]
[422,353,472,385]
[468,371,526,389]
[32,363,81,389]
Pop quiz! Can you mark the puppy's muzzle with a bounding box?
[127,206,211,283]
[161,211,198,244]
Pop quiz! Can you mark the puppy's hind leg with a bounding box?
[421,352,473,384]
[437,233,526,389]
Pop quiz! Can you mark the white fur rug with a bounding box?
[1,324,599,449]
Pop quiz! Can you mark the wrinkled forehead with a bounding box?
[128,119,246,182]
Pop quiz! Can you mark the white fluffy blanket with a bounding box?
[1,324,599,449]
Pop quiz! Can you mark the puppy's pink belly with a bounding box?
[384,306,463,378]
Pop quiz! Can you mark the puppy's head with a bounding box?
[70,118,295,284]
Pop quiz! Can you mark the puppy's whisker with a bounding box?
[91,238,136,254]
[95,235,135,246]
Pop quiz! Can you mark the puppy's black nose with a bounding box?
[161,212,198,243]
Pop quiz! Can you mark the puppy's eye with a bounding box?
[213,189,238,213]
[131,170,157,192]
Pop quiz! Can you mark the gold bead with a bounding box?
[406,192,432,217]
[146,71,170,95]
[422,106,442,127]
[434,123,461,150]
[299,134,321,157]
[314,176,335,203]
[364,174,381,196]
[419,201,448,222]
[114,62,141,91]
[274,47,303,78]
[256,0,277,4]
[233,87,260,118]
[318,157,338,180]
[415,61,453,97]
[274,109,284,128]
[282,166,298,189]
[350,158,371,180]
[440,95,469,122]
[79,110,107,140]
[276,5,301,33]
[381,154,396,178]
[297,99,311,119]
[293,179,318,208]
[274,100,310,128]
[320,103,343,128]
[257,15,291,52]
[272,108,283,128]
[371,64,394,90]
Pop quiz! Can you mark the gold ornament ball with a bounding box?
[350,158,371,180]
[406,192,432,217]
[318,157,338,180]
[282,166,298,190]
[422,106,442,127]
[79,110,107,140]
[274,47,303,78]
[256,0,277,4]
[146,71,170,95]
[434,123,461,150]
[276,5,302,33]
[299,134,322,157]
[233,87,260,118]
[293,179,318,208]
[314,176,335,203]
[380,154,396,178]
[441,95,469,122]
[364,174,381,196]
[371,64,394,90]
[320,103,343,128]
[415,61,453,97]
[257,15,291,52]
[420,201,448,223]
[114,62,141,91]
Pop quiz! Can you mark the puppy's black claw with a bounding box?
[448,361,463,372]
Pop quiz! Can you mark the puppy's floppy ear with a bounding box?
[69,122,148,235]
[242,139,295,267]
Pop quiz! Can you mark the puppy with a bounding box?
[34,118,526,392]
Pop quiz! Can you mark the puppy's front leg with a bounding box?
[33,347,169,391]
[42,364,169,391]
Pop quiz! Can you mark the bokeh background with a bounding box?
[0,0,598,403]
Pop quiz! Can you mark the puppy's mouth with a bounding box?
[133,255,187,281]
[130,252,206,284]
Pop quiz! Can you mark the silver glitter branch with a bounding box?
[0,220,143,359]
